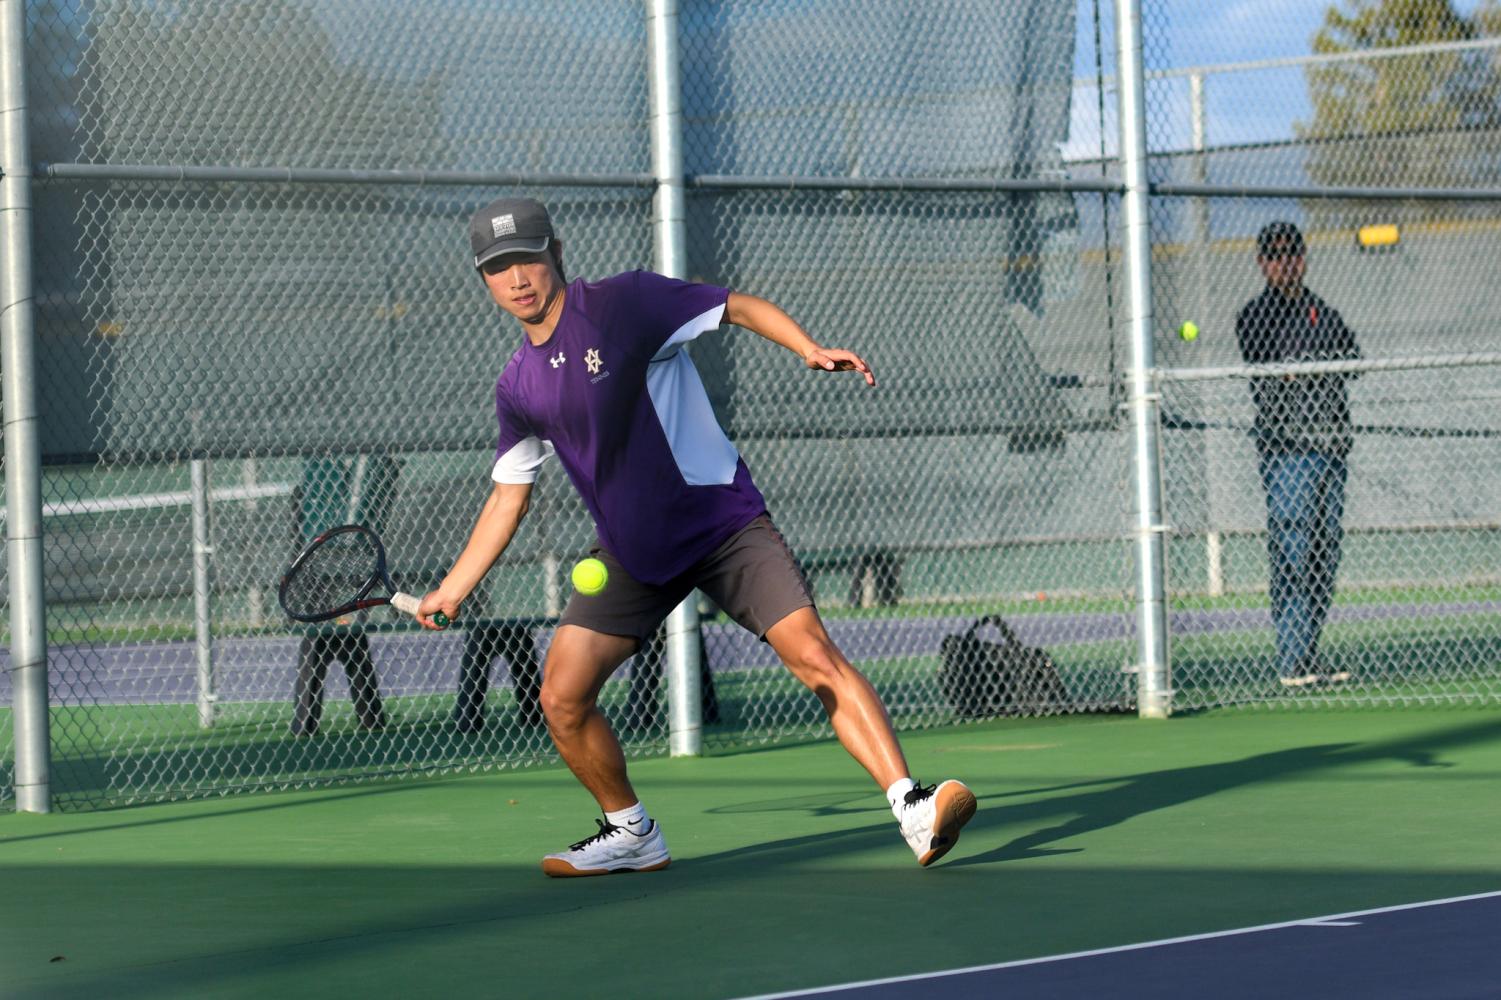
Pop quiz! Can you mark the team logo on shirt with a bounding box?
[585,347,611,384]
[549,351,566,368]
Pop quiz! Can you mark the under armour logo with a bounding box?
[585,348,602,374]
[549,352,566,368]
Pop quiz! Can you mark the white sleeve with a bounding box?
[649,303,728,362]
[491,437,554,484]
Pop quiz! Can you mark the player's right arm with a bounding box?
[418,365,553,628]
[417,480,533,628]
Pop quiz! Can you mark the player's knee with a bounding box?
[785,638,848,691]
[539,682,591,732]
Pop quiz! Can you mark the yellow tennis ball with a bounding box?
[571,558,608,595]
[1178,321,1199,341]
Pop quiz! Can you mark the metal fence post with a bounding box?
[1188,71,1228,603]
[190,458,216,728]
[648,0,702,756]
[1189,71,1210,340]
[1116,0,1172,719]
[1,0,52,810]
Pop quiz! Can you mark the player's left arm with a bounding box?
[725,291,875,386]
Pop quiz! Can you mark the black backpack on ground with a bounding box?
[939,614,1071,718]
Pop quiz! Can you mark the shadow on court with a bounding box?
[948,716,1487,867]
[7,862,1499,1000]
[689,714,1501,873]
[5,713,1501,998]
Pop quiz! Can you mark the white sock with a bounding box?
[605,802,651,834]
[886,778,916,819]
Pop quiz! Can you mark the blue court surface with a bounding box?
[745,891,1501,999]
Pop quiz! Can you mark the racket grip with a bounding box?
[392,591,449,628]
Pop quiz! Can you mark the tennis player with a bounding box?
[418,197,975,876]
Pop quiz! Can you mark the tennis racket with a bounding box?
[278,524,449,628]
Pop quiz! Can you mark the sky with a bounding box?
[1064,0,1493,160]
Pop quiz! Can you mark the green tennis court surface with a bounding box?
[4,708,1500,999]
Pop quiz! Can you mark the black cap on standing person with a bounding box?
[1256,220,1305,259]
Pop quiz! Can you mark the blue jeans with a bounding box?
[1259,451,1347,678]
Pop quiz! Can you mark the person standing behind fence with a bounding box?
[1236,221,1360,689]
[415,197,975,876]
[290,456,400,734]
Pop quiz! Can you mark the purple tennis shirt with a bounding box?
[491,270,767,585]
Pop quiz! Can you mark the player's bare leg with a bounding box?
[538,624,641,810]
[765,606,976,866]
[764,606,909,786]
[537,625,670,876]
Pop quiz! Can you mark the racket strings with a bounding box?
[282,530,381,618]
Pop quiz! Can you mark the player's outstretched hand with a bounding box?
[804,347,876,386]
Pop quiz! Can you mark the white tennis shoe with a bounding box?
[542,818,671,877]
[898,779,977,867]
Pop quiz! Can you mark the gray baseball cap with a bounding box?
[468,197,554,270]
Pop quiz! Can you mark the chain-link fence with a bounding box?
[1141,0,1501,709]
[3,0,1133,810]
[6,0,1501,811]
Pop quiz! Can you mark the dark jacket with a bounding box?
[1235,286,1360,457]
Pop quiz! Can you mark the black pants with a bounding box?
[454,623,545,732]
[292,628,387,735]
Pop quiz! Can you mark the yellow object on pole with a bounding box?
[1357,224,1400,249]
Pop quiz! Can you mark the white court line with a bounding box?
[737,889,1501,999]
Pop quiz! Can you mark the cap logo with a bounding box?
[491,214,516,239]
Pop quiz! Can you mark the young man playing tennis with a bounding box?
[418,197,975,876]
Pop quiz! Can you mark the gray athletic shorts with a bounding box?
[558,513,814,645]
